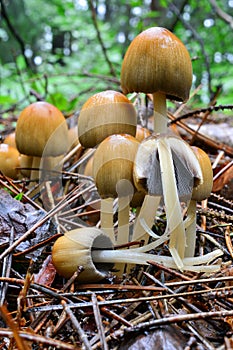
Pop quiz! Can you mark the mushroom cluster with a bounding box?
[50,26,219,281]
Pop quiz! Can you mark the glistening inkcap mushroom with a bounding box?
[0,143,20,179]
[133,134,203,270]
[121,27,192,134]
[52,227,223,282]
[92,133,139,244]
[15,101,69,183]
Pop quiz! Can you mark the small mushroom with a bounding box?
[52,227,222,282]
[0,143,20,179]
[78,90,137,149]
[4,132,17,148]
[121,27,192,134]
[15,101,69,183]
[92,134,139,244]
[4,132,33,178]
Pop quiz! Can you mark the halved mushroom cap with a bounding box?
[16,101,69,157]
[93,134,139,199]
[78,90,137,148]
[121,27,192,102]
[191,147,213,201]
[133,135,202,200]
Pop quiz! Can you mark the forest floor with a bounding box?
[0,97,233,349]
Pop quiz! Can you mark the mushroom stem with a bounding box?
[184,199,197,257]
[152,92,167,134]
[92,248,222,273]
[158,138,186,269]
[30,156,41,183]
[100,198,115,242]
[117,195,130,244]
[132,194,161,242]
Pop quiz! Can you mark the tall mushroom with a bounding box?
[15,101,69,183]
[92,134,139,244]
[121,27,192,134]
[133,135,203,270]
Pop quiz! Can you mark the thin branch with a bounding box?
[169,2,213,97]
[0,0,32,70]
[209,0,233,29]
[87,0,117,77]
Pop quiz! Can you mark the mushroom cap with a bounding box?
[191,147,213,201]
[15,101,69,157]
[121,27,193,102]
[93,134,139,198]
[78,90,137,148]
[52,227,113,281]
[0,143,20,179]
[4,133,17,148]
[135,125,151,142]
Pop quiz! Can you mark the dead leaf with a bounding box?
[34,255,56,287]
[0,189,53,259]
[212,163,233,192]
[119,325,188,350]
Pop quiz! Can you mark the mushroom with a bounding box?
[52,227,223,282]
[4,132,33,178]
[0,143,20,179]
[184,146,213,257]
[15,101,69,183]
[121,27,192,134]
[135,125,151,142]
[92,134,139,244]
[4,132,17,148]
[133,134,203,270]
[78,90,137,149]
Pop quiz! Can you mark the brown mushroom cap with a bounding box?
[52,227,114,281]
[121,27,193,102]
[191,147,213,201]
[15,101,69,157]
[4,133,17,148]
[135,125,151,142]
[92,134,139,198]
[78,90,137,148]
[0,143,20,179]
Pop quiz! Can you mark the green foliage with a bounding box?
[0,0,233,117]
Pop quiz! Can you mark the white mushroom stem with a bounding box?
[184,199,197,257]
[157,138,186,270]
[30,156,41,182]
[132,194,161,242]
[152,92,167,134]
[92,248,223,273]
[100,198,115,243]
[117,195,130,244]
